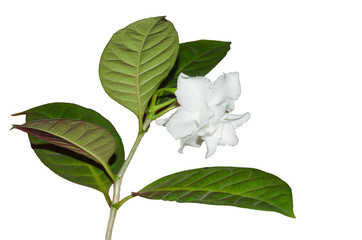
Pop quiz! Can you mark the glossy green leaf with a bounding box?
[12,103,124,198]
[134,167,295,218]
[160,40,231,89]
[14,119,116,168]
[99,16,179,121]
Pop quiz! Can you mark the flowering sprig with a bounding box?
[11,16,295,240]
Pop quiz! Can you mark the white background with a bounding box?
[1,0,362,239]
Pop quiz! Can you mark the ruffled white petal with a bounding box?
[179,134,203,153]
[225,99,235,112]
[218,123,239,146]
[207,104,226,120]
[163,108,198,139]
[197,105,215,128]
[175,73,212,112]
[155,117,168,126]
[204,126,223,158]
[197,105,221,137]
[222,112,250,128]
[208,72,241,108]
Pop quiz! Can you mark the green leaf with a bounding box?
[12,103,124,198]
[160,40,231,89]
[134,167,295,218]
[14,119,116,174]
[99,16,179,122]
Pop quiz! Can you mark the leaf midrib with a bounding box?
[21,123,103,164]
[135,19,161,120]
[88,164,110,193]
[28,112,113,165]
[139,187,288,213]
[140,185,285,201]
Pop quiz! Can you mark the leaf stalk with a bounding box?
[112,195,134,210]
[103,164,116,182]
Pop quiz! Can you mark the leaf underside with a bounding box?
[99,16,179,119]
[13,103,124,195]
[14,119,116,166]
[135,167,295,218]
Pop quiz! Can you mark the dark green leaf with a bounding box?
[99,16,179,121]
[134,167,295,218]
[13,103,124,197]
[160,40,231,89]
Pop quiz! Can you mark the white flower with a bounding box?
[157,72,250,158]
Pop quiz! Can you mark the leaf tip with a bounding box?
[11,111,25,117]
[282,207,295,218]
[10,124,21,131]
[149,16,167,22]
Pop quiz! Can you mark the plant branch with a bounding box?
[105,119,149,240]
[113,195,135,210]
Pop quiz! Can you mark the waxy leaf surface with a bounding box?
[99,16,179,120]
[13,103,124,197]
[135,167,295,218]
[160,40,231,89]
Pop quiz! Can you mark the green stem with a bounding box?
[153,98,177,111]
[105,119,150,240]
[147,87,177,120]
[117,132,145,178]
[105,204,118,239]
[113,195,135,210]
[154,102,179,119]
[158,87,176,95]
